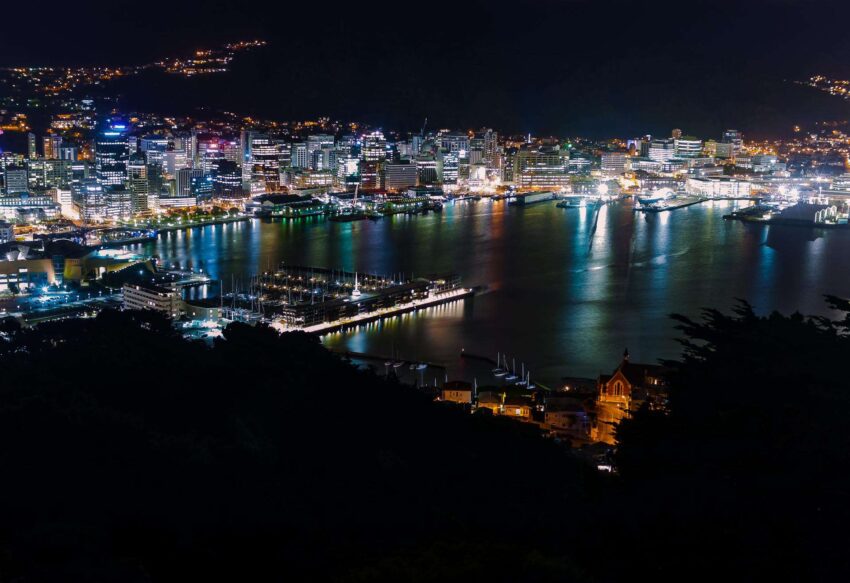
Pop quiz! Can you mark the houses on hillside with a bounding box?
[433,349,669,447]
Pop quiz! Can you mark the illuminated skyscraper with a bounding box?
[27,133,37,160]
[601,152,628,176]
[72,179,108,222]
[648,138,676,162]
[139,136,169,166]
[674,137,703,158]
[241,132,280,192]
[722,129,743,156]
[291,142,309,169]
[362,132,388,162]
[307,134,334,167]
[95,123,130,187]
[128,152,149,212]
[176,168,204,198]
[43,134,63,160]
[213,160,243,198]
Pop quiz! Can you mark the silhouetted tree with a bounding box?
[612,300,850,581]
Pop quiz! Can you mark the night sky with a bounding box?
[2,0,850,137]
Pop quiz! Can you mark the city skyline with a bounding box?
[0,4,847,581]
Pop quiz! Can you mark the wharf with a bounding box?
[157,216,250,231]
[280,287,476,335]
[635,196,704,212]
[635,196,759,213]
[723,214,850,229]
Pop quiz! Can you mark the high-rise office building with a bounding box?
[440,132,470,154]
[362,132,388,162]
[674,137,703,158]
[128,152,150,212]
[43,135,62,160]
[162,150,190,178]
[4,166,29,195]
[511,149,570,188]
[307,134,335,164]
[27,159,73,190]
[139,136,169,166]
[213,160,243,198]
[27,133,37,160]
[601,152,628,176]
[481,128,499,173]
[439,150,459,184]
[240,132,280,192]
[383,161,418,191]
[95,123,130,187]
[190,174,214,201]
[416,155,440,185]
[176,168,204,199]
[73,180,108,222]
[722,129,743,156]
[291,142,309,169]
[359,161,381,190]
[648,138,676,163]
[105,185,133,219]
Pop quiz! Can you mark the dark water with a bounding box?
[128,199,850,384]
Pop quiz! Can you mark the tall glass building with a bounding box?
[95,123,130,187]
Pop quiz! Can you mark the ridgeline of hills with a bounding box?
[104,45,850,138]
[3,41,849,139]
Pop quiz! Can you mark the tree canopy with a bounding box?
[0,300,848,581]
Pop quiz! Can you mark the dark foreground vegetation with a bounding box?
[0,299,848,582]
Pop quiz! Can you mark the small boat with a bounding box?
[416,363,428,370]
[505,358,518,382]
[492,352,505,375]
[393,361,404,368]
[329,211,367,222]
[515,363,528,386]
[556,196,587,209]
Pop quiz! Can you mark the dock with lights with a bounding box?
[295,286,475,335]
[259,265,474,334]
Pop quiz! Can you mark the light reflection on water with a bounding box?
[127,199,850,383]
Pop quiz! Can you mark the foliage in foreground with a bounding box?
[1,299,849,581]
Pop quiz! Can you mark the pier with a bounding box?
[634,195,760,213]
[286,286,475,335]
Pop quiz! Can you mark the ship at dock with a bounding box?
[508,191,557,206]
[635,187,677,207]
[556,195,593,209]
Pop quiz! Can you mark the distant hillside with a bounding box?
[106,50,850,139]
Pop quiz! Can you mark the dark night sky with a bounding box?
[2,0,850,137]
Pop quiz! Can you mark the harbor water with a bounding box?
[127,198,850,384]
